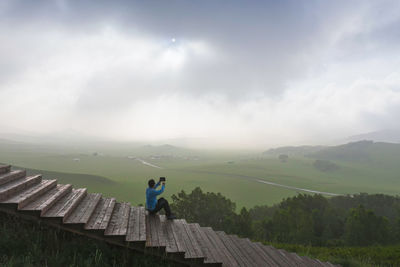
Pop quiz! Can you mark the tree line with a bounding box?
[170,188,400,246]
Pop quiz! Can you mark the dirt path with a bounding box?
[136,158,163,169]
[175,169,342,196]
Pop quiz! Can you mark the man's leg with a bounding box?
[152,197,172,217]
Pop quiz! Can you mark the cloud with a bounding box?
[0,0,400,147]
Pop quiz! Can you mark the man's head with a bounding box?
[148,179,155,188]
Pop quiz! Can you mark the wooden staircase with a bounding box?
[0,164,338,267]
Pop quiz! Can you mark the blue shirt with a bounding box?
[146,181,165,211]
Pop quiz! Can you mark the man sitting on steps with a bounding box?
[146,178,176,220]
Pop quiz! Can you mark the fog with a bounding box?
[1,0,400,148]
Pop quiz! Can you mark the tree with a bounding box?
[170,187,237,232]
[313,159,339,172]
[278,154,289,163]
[345,205,390,246]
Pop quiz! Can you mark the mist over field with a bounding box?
[1,0,400,148]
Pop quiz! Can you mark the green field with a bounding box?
[1,140,400,209]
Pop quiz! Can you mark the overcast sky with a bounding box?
[0,0,399,148]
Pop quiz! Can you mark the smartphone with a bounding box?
[160,177,166,182]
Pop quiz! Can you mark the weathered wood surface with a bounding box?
[64,193,101,224]
[104,202,130,236]
[0,164,11,174]
[3,179,57,209]
[0,165,339,267]
[126,206,146,242]
[0,175,42,201]
[21,184,73,215]
[0,170,26,185]
[85,197,116,230]
[43,188,87,220]
[189,223,222,265]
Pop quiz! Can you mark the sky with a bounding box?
[0,0,400,148]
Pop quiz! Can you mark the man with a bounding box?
[146,178,176,220]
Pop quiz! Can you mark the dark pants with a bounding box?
[150,197,172,217]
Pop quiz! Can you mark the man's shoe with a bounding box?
[167,214,177,220]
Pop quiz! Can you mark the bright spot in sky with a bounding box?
[171,38,176,43]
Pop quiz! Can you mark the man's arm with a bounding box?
[154,181,161,188]
[154,184,165,195]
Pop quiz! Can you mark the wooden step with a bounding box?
[42,188,87,221]
[228,235,265,266]
[254,243,289,267]
[2,179,57,209]
[64,193,102,224]
[257,244,295,266]
[301,255,324,266]
[0,164,11,174]
[84,197,116,231]
[126,206,146,243]
[159,215,185,254]
[104,202,130,236]
[215,231,254,266]
[21,184,72,215]
[188,224,222,266]
[171,219,204,260]
[146,213,167,248]
[0,175,42,201]
[278,249,307,266]
[201,227,239,266]
[241,237,278,266]
[0,170,26,186]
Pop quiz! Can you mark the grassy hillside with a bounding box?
[1,140,400,208]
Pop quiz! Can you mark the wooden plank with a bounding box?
[215,232,252,266]
[138,207,146,242]
[84,197,116,230]
[258,244,294,266]
[290,253,315,267]
[188,223,221,265]
[0,175,42,201]
[21,184,72,215]
[228,235,261,266]
[126,206,147,242]
[104,202,130,236]
[0,170,26,186]
[126,206,146,242]
[2,179,57,209]
[145,211,152,247]
[42,188,87,219]
[181,220,204,259]
[245,238,278,266]
[170,219,203,259]
[64,193,101,224]
[301,255,323,267]
[278,249,305,266]
[0,165,11,175]
[145,213,163,247]
[202,227,239,266]
[159,215,183,253]
[155,214,166,248]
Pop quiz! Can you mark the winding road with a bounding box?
[174,169,342,196]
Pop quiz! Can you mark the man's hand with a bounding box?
[162,182,165,185]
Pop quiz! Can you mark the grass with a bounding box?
[0,212,175,267]
[1,141,400,209]
[269,242,400,267]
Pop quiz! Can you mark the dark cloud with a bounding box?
[1,0,400,144]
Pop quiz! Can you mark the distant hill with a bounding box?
[265,140,400,163]
[307,140,400,162]
[263,145,326,157]
[133,144,194,157]
[348,129,400,143]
